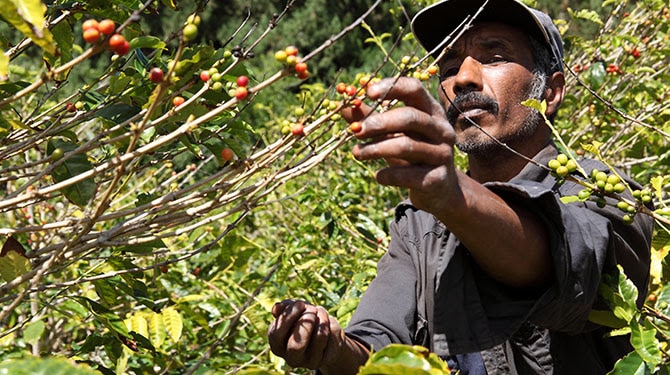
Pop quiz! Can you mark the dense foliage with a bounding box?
[0,0,667,374]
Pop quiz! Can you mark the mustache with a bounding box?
[446,92,499,125]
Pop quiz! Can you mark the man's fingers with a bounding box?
[285,306,319,367]
[268,300,306,356]
[302,306,331,369]
[353,135,453,165]
[366,77,445,116]
[341,103,373,123]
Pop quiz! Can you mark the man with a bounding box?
[268,0,654,374]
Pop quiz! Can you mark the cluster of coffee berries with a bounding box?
[82,19,130,55]
[606,63,623,75]
[274,46,309,80]
[590,169,627,194]
[183,14,200,42]
[233,75,249,100]
[198,51,234,91]
[547,153,578,178]
[399,55,439,81]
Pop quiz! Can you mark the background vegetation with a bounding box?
[0,0,667,374]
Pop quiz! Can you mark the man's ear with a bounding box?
[545,71,565,118]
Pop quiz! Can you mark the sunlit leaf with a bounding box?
[0,0,55,54]
[162,306,183,344]
[607,351,649,375]
[23,319,45,345]
[0,236,29,282]
[629,319,661,366]
[147,311,166,348]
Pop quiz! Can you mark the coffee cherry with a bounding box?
[160,264,168,274]
[149,67,163,83]
[236,75,249,87]
[616,201,630,212]
[556,153,569,165]
[285,45,299,57]
[82,19,99,31]
[555,166,569,178]
[613,183,626,194]
[173,96,185,107]
[114,40,130,56]
[183,23,198,41]
[98,19,116,35]
[351,98,362,108]
[291,123,304,136]
[631,48,641,59]
[200,70,210,82]
[577,189,591,200]
[234,86,248,100]
[297,70,309,80]
[349,121,362,133]
[65,102,76,112]
[187,14,201,26]
[427,65,439,75]
[294,62,308,74]
[274,50,288,63]
[565,159,578,173]
[345,85,357,97]
[594,171,608,183]
[622,214,634,225]
[108,34,125,49]
[83,28,101,43]
[294,107,305,117]
[221,147,234,161]
[51,148,64,161]
[548,159,561,170]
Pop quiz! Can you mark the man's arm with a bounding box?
[345,77,552,288]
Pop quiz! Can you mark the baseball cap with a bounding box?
[411,0,564,73]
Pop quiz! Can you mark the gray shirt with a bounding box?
[345,143,653,374]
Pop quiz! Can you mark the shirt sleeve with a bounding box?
[344,205,425,351]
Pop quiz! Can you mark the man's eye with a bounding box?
[486,55,507,64]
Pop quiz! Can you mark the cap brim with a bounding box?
[411,0,550,56]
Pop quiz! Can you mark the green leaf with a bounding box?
[569,9,603,25]
[147,311,166,348]
[629,319,661,366]
[129,36,166,51]
[0,357,100,375]
[586,62,606,90]
[559,195,580,204]
[607,351,650,375]
[162,306,183,344]
[359,344,450,375]
[47,139,96,207]
[23,319,45,345]
[588,309,627,329]
[0,0,56,54]
[0,51,7,81]
[0,236,29,282]
[521,98,547,114]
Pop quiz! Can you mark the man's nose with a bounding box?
[453,56,484,95]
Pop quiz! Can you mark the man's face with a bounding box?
[437,22,546,157]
